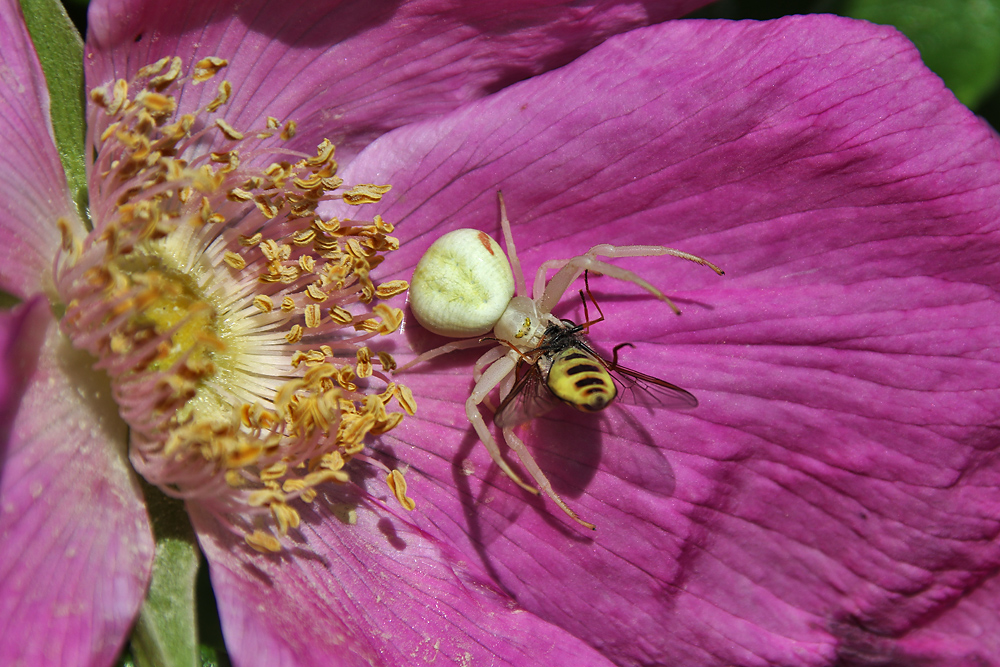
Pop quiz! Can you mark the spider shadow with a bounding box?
[453,405,610,578]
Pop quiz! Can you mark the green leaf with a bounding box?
[131,484,201,667]
[844,0,1000,108]
[18,0,88,223]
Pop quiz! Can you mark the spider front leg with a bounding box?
[466,352,539,496]
[474,345,509,412]
[534,244,724,314]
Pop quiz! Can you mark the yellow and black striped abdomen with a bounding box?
[546,346,618,412]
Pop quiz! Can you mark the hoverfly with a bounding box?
[494,274,697,431]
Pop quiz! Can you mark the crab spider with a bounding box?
[400,192,723,529]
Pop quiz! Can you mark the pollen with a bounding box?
[56,57,415,548]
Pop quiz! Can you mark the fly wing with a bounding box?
[493,363,561,429]
[610,364,699,410]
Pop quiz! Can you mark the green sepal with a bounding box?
[844,0,1000,108]
[18,0,88,223]
[131,483,201,667]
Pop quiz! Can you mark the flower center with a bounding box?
[54,56,415,551]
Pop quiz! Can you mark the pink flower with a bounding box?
[2,1,999,666]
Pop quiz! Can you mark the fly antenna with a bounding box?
[578,271,606,331]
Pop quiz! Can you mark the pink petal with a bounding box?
[85,0,710,164]
[0,299,154,666]
[188,493,614,667]
[336,15,1000,666]
[889,573,1000,665]
[0,0,79,298]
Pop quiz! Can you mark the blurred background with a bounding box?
[57,0,1000,128]
[60,0,1000,129]
[688,0,1000,127]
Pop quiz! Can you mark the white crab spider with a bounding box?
[401,192,723,529]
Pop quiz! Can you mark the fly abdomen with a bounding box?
[547,346,618,411]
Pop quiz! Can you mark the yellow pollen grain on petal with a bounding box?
[342,183,392,205]
[260,461,287,481]
[285,324,304,343]
[246,530,282,553]
[207,79,232,112]
[315,217,340,234]
[211,151,240,174]
[135,90,176,115]
[215,118,244,141]
[305,138,336,167]
[305,283,326,302]
[99,121,120,142]
[135,56,171,79]
[336,367,357,392]
[148,56,183,90]
[248,488,285,507]
[223,251,246,270]
[377,351,397,371]
[304,468,350,486]
[395,384,417,416]
[320,451,346,471]
[281,120,297,140]
[356,347,372,378]
[371,412,404,435]
[253,294,273,313]
[387,469,416,511]
[240,232,263,247]
[272,502,300,534]
[304,304,322,328]
[193,56,228,82]
[108,79,129,115]
[354,318,377,332]
[196,196,215,226]
[254,195,279,219]
[377,383,396,406]
[282,478,307,493]
[374,279,408,299]
[373,303,403,335]
[225,470,245,488]
[259,239,280,260]
[227,187,252,202]
[57,217,82,263]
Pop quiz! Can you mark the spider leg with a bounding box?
[502,427,596,530]
[395,337,490,372]
[474,346,508,412]
[533,244,723,314]
[497,191,527,298]
[474,346,507,382]
[467,353,539,495]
